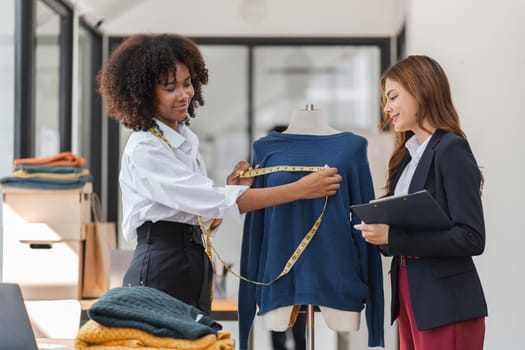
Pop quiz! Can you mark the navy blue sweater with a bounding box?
[238,132,384,349]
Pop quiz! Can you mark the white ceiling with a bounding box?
[73,0,407,37]
[74,0,148,26]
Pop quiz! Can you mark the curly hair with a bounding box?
[97,33,208,131]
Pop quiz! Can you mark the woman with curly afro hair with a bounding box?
[97,33,342,314]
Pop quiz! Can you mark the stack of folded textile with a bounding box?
[76,286,234,350]
[0,151,93,189]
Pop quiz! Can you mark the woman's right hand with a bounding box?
[227,161,254,186]
[295,166,342,199]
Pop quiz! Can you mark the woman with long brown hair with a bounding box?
[354,55,487,350]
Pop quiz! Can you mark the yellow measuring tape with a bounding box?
[148,127,328,286]
[208,165,329,286]
[148,126,216,264]
[239,165,325,178]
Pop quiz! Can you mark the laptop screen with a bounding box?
[0,283,39,350]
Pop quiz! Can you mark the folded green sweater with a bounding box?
[87,286,222,340]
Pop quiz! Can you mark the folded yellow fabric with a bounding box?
[75,320,234,350]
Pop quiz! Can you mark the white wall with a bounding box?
[406,0,525,348]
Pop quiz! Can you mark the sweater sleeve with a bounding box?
[238,149,266,350]
[350,141,385,347]
[238,210,264,349]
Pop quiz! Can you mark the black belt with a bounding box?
[136,220,203,246]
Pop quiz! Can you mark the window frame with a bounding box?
[14,0,73,158]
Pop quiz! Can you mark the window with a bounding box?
[0,0,15,176]
[34,0,62,157]
[0,0,16,280]
[253,45,381,139]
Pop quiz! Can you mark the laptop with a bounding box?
[0,283,39,350]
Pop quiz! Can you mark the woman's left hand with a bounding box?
[354,222,390,245]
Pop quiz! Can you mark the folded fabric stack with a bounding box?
[0,151,93,189]
[76,286,234,350]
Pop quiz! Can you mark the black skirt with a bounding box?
[122,220,213,314]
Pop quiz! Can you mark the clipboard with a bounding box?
[350,190,452,230]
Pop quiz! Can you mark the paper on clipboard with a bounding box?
[350,190,452,230]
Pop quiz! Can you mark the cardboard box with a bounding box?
[1,183,92,300]
[2,239,84,299]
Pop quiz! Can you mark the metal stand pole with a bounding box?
[305,304,315,350]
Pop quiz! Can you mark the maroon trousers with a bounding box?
[398,259,485,350]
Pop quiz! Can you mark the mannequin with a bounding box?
[282,107,339,135]
[263,106,361,333]
[238,105,384,350]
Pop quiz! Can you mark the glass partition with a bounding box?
[253,46,381,139]
[34,0,61,157]
[0,0,16,280]
[0,0,15,176]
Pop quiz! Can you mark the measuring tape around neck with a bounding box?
[148,127,215,262]
[148,127,328,286]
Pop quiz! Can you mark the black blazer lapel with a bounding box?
[408,130,444,192]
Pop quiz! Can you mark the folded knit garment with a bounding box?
[13,168,90,179]
[0,176,93,189]
[13,151,87,167]
[75,319,234,350]
[87,287,222,340]
[14,165,87,174]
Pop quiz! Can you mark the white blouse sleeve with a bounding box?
[120,135,248,227]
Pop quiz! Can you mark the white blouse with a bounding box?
[119,119,248,241]
[394,133,433,196]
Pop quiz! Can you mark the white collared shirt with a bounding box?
[119,119,248,241]
[394,134,433,196]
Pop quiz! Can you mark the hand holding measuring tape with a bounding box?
[220,164,335,286]
[236,164,341,199]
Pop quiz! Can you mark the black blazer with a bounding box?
[385,129,487,330]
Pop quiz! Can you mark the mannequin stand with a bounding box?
[301,105,316,350]
[306,304,315,350]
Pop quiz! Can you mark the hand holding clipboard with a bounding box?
[350,190,452,230]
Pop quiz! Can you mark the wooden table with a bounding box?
[211,298,238,321]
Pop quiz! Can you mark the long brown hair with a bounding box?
[380,55,466,194]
